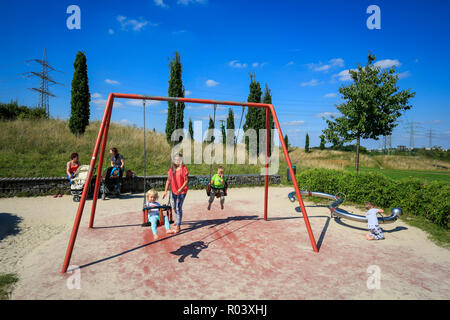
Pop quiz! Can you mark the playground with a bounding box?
[2,186,450,300]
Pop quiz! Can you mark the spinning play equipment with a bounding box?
[288,191,403,224]
[61,94,319,273]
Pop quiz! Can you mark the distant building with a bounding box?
[397,145,407,151]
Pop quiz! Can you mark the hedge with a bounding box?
[296,168,449,229]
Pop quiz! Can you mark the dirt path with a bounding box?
[1,187,449,299]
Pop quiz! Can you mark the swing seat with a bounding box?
[142,205,173,227]
[206,182,228,197]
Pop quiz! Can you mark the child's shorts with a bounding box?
[368,225,385,240]
[208,188,225,202]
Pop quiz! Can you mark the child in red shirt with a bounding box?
[163,154,189,234]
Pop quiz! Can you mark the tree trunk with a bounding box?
[355,135,360,172]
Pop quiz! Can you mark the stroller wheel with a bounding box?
[73,195,80,202]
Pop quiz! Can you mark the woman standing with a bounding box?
[109,147,125,194]
[163,153,189,234]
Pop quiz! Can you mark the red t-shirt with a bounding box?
[168,165,189,195]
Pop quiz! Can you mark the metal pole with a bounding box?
[264,107,270,221]
[61,94,114,273]
[268,104,318,252]
[89,97,113,228]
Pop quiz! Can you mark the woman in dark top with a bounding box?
[109,147,125,194]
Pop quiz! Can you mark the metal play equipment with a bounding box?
[61,94,319,273]
[288,190,403,224]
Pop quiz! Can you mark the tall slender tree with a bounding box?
[243,73,262,152]
[69,51,90,136]
[226,107,235,144]
[166,51,185,144]
[262,83,275,155]
[188,118,194,141]
[305,132,310,153]
[319,134,326,150]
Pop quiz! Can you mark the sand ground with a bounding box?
[0,186,449,299]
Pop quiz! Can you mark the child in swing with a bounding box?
[365,201,385,240]
[146,189,171,240]
[208,166,226,211]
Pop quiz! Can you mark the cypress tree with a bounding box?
[206,115,215,143]
[69,51,90,136]
[262,83,275,155]
[188,118,194,141]
[305,132,310,153]
[243,73,262,153]
[166,51,185,144]
[284,134,289,150]
[226,108,235,144]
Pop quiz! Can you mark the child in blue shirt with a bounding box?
[146,189,172,239]
[365,202,385,240]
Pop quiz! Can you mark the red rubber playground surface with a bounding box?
[10,187,450,299]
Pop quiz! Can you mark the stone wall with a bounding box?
[0,174,281,197]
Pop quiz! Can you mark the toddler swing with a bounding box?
[140,99,173,227]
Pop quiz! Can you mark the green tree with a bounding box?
[322,52,415,172]
[262,83,275,155]
[319,135,325,150]
[219,120,226,145]
[205,116,215,143]
[305,132,310,153]
[188,118,194,141]
[284,134,289,150]
[69,51,90,136]
[166,51,185,144]
[243,73,262,152]
[226,108,235,144]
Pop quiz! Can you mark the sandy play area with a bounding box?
[1,186,449,299]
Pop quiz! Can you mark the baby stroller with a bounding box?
[70,165,91,202]
[100,166,123,200]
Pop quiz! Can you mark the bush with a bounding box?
[0,101,47,120]
[297,168,449,229]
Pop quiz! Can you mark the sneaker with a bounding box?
[366,234,376,240]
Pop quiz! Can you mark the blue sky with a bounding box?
[1,0,449,149]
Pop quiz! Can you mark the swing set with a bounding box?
[60,93,319,274]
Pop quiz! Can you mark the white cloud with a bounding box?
[92,92,102,99]
[251,62,267,68]
[118,119,133,126]
[316,112,339,118]
[374,59,401,69]
[334,69,356,81]
[206,79,219,87]
[286,61,294,66]
[185,90,192,96]
[154,0,169,8]
[172,30,187,35]
[108,29,114,35]
[308,58,344,72]
[398,71,411,79]
[126,99,161,106]
[105,79,120,85]
[177,0,207,5]
[281,120,305,126]
[116,15,157,31]
[324,93,337,98]
[229,60,248,68]
[92,98,107,106]
[329,58,344,67]
[300,79,320,87]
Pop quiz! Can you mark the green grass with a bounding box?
[0,274,18,300]
[345,166,450,183]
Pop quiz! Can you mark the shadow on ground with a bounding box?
[0,213,22,241]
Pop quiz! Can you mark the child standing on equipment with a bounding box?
[163,153,189,234]
[365,202,385,240]
[208,166,227,211]
[146,189,171,240]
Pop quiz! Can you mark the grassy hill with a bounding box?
[1,119,449,183]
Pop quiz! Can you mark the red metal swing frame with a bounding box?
[60,93,319,273]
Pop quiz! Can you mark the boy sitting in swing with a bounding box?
[207,166,227,211]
